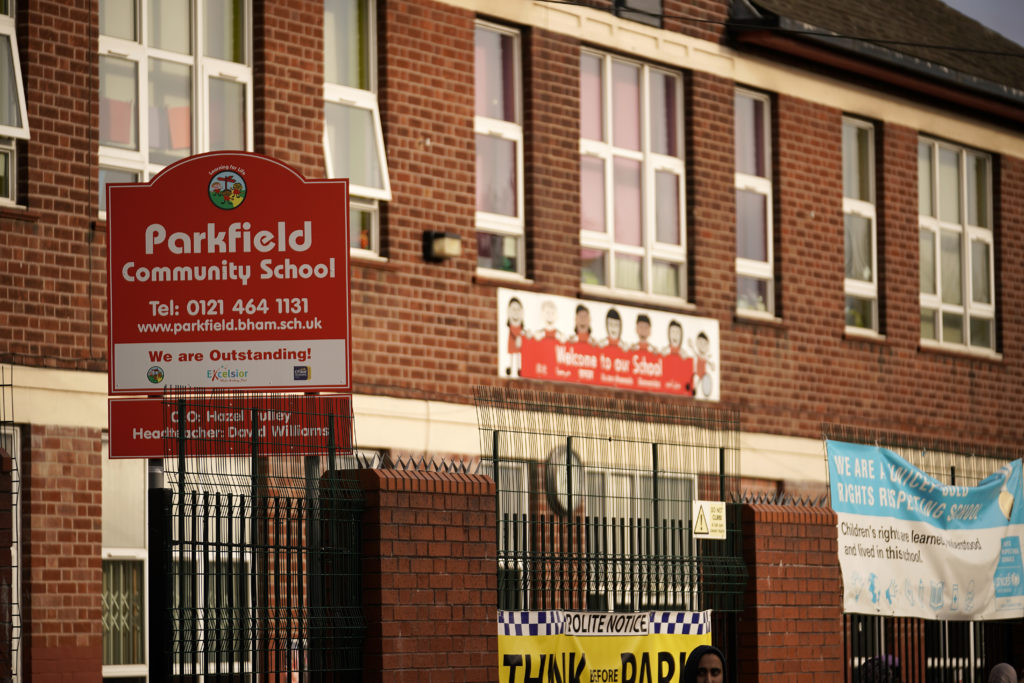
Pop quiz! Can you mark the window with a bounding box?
[480,459,529,610]
[0,137,14,203]
[102,442,146,682]
[843,118,878,331]
[0,3,30,204]
[475,22,524,276]
[324,0,391,256]
[734,89,774,314]
[102,558,145,678]
[615,0,662,28]
[98,0,253,215]
[173,556,251,675]
[580,51,686,301]
[918,137,994,351]
[172,475,252,678]
[584,468,694,611]
[0,426,20,683]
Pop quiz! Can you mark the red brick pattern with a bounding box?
[738,504,843,682]
[3,0,105,371]
[353,469,496,683]
[253,0,325,177]
[25,425,103,683]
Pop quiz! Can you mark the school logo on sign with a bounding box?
[208,169,247,209]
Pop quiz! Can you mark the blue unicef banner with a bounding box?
[827,440,1024,620]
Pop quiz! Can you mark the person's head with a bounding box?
[683,645,725,683]
[541,299,558,325]
[696,331,710,354]
[989,662,1016,683]
[575,305,590,335]
[636,314,651,341]
[507,298,523,326]
[606,309,622,340]
[668,320,682,347]
[860,655,900,683]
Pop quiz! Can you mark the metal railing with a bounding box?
[475,387,747,613]
[151,390,364,682]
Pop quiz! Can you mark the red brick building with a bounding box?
[1,0,1022,680]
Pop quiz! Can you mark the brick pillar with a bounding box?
[737,504,843,682]
[353,469,497,683]
[25,425,103,683]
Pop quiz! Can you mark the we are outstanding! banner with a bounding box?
[827,440,1024,620]
[498,610,711,683]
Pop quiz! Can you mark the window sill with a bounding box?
[0,204,38,222]
[734,309,783,327]
[474,268,536,289]
[351,252,399,271]
[918,339,1002,363]
[579,284,695,313]
[843,326,886,344]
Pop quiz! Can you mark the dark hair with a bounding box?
[506,298,522,328]
[637,314,651,325]
[683,645,726,683]
[606,308,621,322]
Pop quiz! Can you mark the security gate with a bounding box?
[474,387,747,666]
[148,391,364,682]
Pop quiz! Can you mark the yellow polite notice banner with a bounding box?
[498,610,712,683]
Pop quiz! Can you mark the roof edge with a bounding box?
[729,1,1024,122]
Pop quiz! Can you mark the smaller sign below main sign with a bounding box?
[692,500,727,539]
[108,394,353,459]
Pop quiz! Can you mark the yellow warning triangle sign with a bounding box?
[694,505,709,535]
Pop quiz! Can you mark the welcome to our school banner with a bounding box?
[498,610,712,683]
[827,440,1024,620]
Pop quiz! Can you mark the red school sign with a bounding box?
[106,152,351,395]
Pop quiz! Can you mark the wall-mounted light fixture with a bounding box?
[422,231,462,262]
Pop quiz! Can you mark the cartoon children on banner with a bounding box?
[497,289,718,400]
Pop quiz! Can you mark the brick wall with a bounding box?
[3,0,105,371]
[5,0,1024,451]
[738,504,843,682]
[523,27,580,293]
[350,0,481,400]
[353,469,496,683]
[24,425,103,683]
[253,0,325,177]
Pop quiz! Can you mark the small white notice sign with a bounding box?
[692,500,727,540]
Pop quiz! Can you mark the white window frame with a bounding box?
[580,50,687,305]
[480,459,529,608]
[1,5,30,207]
[0,8,29,141]
[584,468,696,611]
[474,21,525,277]
[323,0,391,259]
[734,88,774,316]
[918,137,996,353]
[101,551,148,680]
[171,458,254,680]
[843,117,879,333]
[98,0,254,219]
[0,136,15,205]
[172,552,253,679]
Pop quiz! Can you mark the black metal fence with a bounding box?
[0,366,18,683]
[150,390,365,682]
[475,387,746,665]
[825,424,1024,683]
